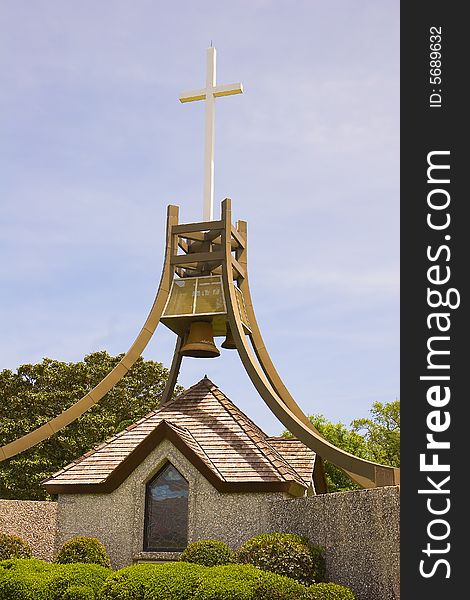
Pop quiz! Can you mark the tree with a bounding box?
[281,401,400,492]
[0,352,183,500]
[351,400,400,467]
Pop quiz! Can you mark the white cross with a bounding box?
[179,47,243,222]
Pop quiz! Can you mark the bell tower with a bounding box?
[0,48,400,490]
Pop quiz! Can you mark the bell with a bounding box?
[221,324,237,350]
[180,321,220,358]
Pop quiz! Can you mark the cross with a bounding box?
[179,47,243,222]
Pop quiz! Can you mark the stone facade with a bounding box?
[55,439,400,600]
[0,499,57,561]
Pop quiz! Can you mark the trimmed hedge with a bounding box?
[99,562,311,600]
[55,537,111,568]
[180,539,232,566]
[0,558,356,600]
[234,533,325,585]
[99,562,205,600]
[204,564,310,600]
[250,568,311,600]
[0,558,111,600]
[307,582,356,599]
[0,535,32,561]
[61,585,95,600]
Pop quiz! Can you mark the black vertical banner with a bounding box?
[401,3,466,599]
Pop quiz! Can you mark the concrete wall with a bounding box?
[0,499,57,561]
[268,487,400,600]
[56,440,400,600]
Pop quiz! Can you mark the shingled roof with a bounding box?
[44,378,323,496]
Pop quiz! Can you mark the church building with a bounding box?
[44,378,326,569]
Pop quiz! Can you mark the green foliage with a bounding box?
[352,400,400,467]
[195,564,256,600]
[99,562,205,600]
[55,537,111,568]
[60,585,95,600]
[0,559,355,600]
[234,533,325,585]
[0,535,32,561]
[301,415,368,492]
[0,352,183,500]
[99,562,309,600]
[249,566,310,599]
[0,559,41,600]
[282,401,400,492]
[180,539,233,566]
[307,582,356,599]
[0,558,110,600]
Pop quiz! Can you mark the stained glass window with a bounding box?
[143,463,189,552]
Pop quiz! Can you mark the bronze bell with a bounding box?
[180,321,220,358]
[221,324,237,350]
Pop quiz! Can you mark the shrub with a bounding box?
[0,558,110,600]
[55,537,111,568]
[99,562,310,600]
[0,559,355,600]
[234,533,325,585]
[307,582,356,600]
[252,568,310,600]
[0,558,48,573]
[99,562,205,600]
[45,563,111,598]
[201,564,310,600]
[0,535,32,561]
[196,575,253,600]
[196,564,259,600]
[180,539,232,566]
[61,585,95,600]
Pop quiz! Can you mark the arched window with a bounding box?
[143,462,189,552]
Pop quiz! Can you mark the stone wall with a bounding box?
[55,440,400,600]
[268,487,400,600]
[190,483,400,600]
[0,499,57,561]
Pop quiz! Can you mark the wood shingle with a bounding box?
[44,378,320,495]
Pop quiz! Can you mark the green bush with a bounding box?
[99,562,310,600]
[307,582,356,599]
[180,539,233,566]
[45,563,111,598]
[200,564,309,600]
[55,537,111,568]
[196,564,260,600]
[0,558,110,600]
[252,568,310,600]
[0,560,40,600]
[61,585,95,599]
[196,575,253,600]
[0,535,32,561]
[234,533,325,585]
[99,561,205,600]
[0,557,354,600]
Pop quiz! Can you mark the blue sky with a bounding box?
[0,1,399,435]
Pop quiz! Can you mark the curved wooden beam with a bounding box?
[221,199,399,488]
[160,336,184,406]
[0,205,179,462]
[235,219,319,432]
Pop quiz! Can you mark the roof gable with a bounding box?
[43,378,316,496]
